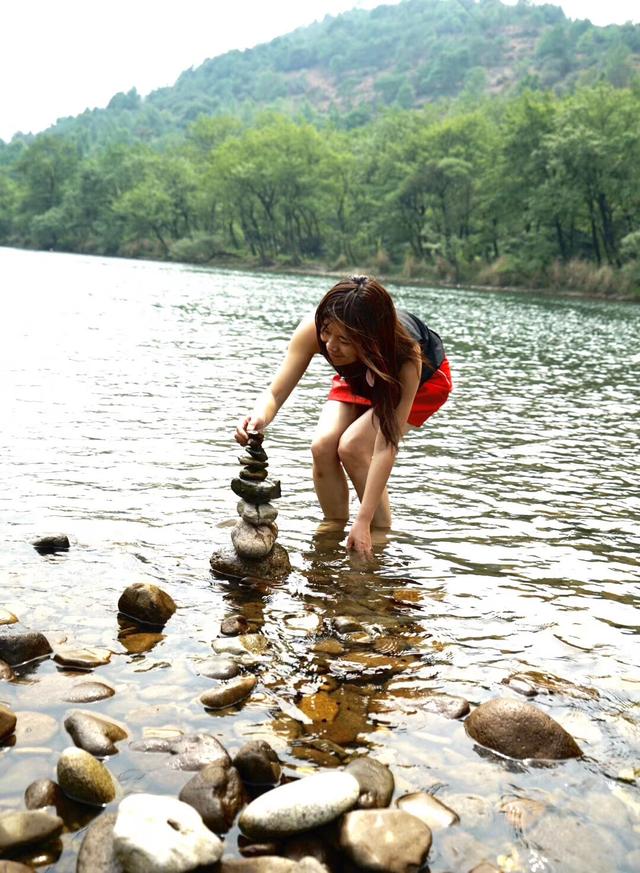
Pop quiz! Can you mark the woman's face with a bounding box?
[320,320,359,366]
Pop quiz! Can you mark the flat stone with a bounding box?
[238,454,268,469]
[232,519,276,559]
[200,675,257,710]
[247,432,264,446]
[397,791,459,830]
[57,746,116,806]
[64,711,128,756]
[130,733,230,771]
[24,780,63,810]
[239,771,360,839]
[422,693,470,719]
[113,793,223,872]
[345,756,394,809]
[210,544,291,581]
[233,741,282,786]
[237,500,278,526]
[53,646,112,669]
[32,534,70,554]
[313,639,345,655]
[77,812,122,873]
[0,610,18,625]
[117,583,176,626]
[64,681,115,703]
[0,810,63,853]
[246,445,268,461]
[465,698,582,760]
[0,627,52,666]
[338,808,432,873]
[13,711,58,745]
[0,705,17,741]
[196,656,240,680]
[179,762,245,832]
[231,477,281,505]
[221,615,249,636]
[0,660,14,681]
[240,468,269,482]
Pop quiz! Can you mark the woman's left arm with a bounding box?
[346,358,421,555]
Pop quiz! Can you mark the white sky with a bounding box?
[2,0,639,142]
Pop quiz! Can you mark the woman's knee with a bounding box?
[337,432,368,469]
[311,433,340,466]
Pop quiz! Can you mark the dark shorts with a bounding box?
[327,358,452,427]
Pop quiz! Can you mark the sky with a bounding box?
[2,0,639,142]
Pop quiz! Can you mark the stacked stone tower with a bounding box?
[230,433,282,559]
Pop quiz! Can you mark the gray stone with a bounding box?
[57,746,116,806]
[233,741,282,786]
[232,519,276,559]
[345,756,394,809]
[24,779,63,810]
[239,771,360,839]
[64,681,116,703]
[210,544,291,581]
[32,534,69,554]
[423,693,470,719]
[0,809,63,853]
[397,791,460,830]
[179,762,245,832]
[200,675,257,710]
[113,793,223,872]
[117,583,176,626]
[465,698,582,760]
[54,646,111,669]
[197,656,241,680]
[338,808,432,873]
[0,705,17,741]
[231,477,281,505]
[0,627,52,666]
[238,454,268,469]
[240,468,268,482]
[130,733,230,771]
[77,812,122,873]
[0,660,14,681]
[64,712,127,757]
[221,615,249,636]
[238,501,278,526]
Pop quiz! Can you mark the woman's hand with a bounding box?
[346,518,373,557]
[235,414,266,446]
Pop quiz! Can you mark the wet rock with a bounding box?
[246,445,267,462]
[345,756,394,809]
[24,779,63,810]
[499,797,546,829]
[0,861,38,872]
[57,747,116,806]
[397,791,459,830]
[0,627,52,666]
[528,811,624,870]
[222,860,326,872]
[0,609,18,625]
[64,681,115,703]
[113,793,223,872]
[32,534,70,554]
[240,468,269,482]
[212,634,269,656]
[231,477,281,505]
[298,692,339,724]
[0,809,63,854]
[501,674,537,697]
[313,639,345,656]
[0,705,17,741]
[130,732,230,771]
[238,500,278,525]
[210,544,291,581]
[468,865,500,873]
[238,454,268,468]
[232,519,276,559]
[64,711,127,756]
[117,583,176,626]
[465,698,583,760]
[179,762,245,832]
[221,615,249,636]
[239,771,360,839]
[77,812,121,873]
[338,808,432,873]
[118,631,165,654]
[13,711,57,745]
[196,656,240,680]
[200,675,257,710]
[53,646,112,669]
[0,660,14,681]
[233,740,282,786]
[422,693,470,719]
[333,616,363,633]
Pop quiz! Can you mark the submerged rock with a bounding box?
[196,656,240,680]
[200,675,257,710]
[210,544,291,581]
[0,627,52,666]
[338,808,432,873]
[397,791,460,830]
[32,534,70,554]
[179,762,245,832]
[117,583,176,626]
[221,615,249,636]
[64,681,116,703]
[422,693,470,719]
[233,740,282,786]
[345,756,394,809]
[130,733,230,771]
[0,809,63,854]
[54,646,112,669]
[465,698,582,760]
[57,747,116,806]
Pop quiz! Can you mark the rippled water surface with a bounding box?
[1,248,639,871]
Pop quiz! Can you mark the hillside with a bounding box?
[7,0,640,150]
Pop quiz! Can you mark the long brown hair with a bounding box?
[315,276,420,448]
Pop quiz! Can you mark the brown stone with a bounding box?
[117,583,176,626]
[210,544,291,581]
[200,675,257,710]
[179,763,245,832]
[0,705,17,741]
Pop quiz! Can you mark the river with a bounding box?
[1,247,639,871]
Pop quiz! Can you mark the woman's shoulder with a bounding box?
[291,313,321,354]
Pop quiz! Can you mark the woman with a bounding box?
[235,276,452,555]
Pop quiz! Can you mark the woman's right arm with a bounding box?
[235,315,319,445]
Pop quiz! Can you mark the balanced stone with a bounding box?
[0,810,63,854]
[64,711,128,756]
[210,544,291,581]
[240,467,268,482]
[76,812,120,873]
[397,791,460,829]
[465,697,582,760]
[247,432,264,446]
[200,675,257,710]
[238,500,278,525]
[246,445,268,462]
[338,809,432,873]
[118,583,176,626]
[0,627,52,666]
[345,756,394,809]
[54,646,112,669]
[238,454,268,468]
[57,747,116,805]
[178,762,245,832]
[232,520,276,559]
[239,771,360,839]
[0,705,17,741]
[233,741,281,786]
[113,794,223,872]
[32,534,70,554]
[231,477,281,505]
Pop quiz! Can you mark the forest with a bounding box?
[1,0,639,296]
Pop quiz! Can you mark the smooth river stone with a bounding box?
[239,468,269,482]
[196,656,240,680]
[24,780,63,810]
[178,762,245,832]
[113,793,223,872]
[210,544,291,581]
[117,583,176,626]
[231,477,281,505]
[0,660,15,681]
[422,693,470,719]
[397,791,460,830]
[0,609,18,625]
[130,733,230,771]
[338,808,432,873]
[64,681,116,703]
[212,634,269,656]
[246,444,268,461]
[237,500,278,525]
[64,711,128,756]
[465,697,583,760]
[54,646,112,669]
[0,810,63,854]
[233,740,282,786]
[32,533,70,554]
[220,615,249,636]
[76,812,121,873]
[231,519,276,559]
[0,627,52,666]
[0,705,17,741]
[345,756,394,809]
[238,454,268,469]
[57,747,116,806]
[239,771,360,839]
[200,675,257,710]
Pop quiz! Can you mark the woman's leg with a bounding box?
[310,400,363,520]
